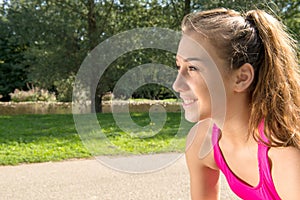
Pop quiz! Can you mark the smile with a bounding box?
[182,99,198,107]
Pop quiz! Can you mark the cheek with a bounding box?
[220,74,235,98]
[188,76,209,96]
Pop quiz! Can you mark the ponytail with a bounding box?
[246,10,300,148]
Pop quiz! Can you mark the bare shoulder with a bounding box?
[185,119,220,199]
[185,118,218,170]
[269,146,300,200]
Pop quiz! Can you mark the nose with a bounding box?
[172,72,189,93]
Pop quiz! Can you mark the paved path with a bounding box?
[0,154,239,200]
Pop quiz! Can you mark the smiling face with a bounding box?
[173,34,229,123]
[174,55,209,122]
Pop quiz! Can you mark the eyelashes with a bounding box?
[188,66,198,71]
[175,64,202,72]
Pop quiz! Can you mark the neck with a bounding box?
[214,94,253,146]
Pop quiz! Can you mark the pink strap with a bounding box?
[212,120,282,199]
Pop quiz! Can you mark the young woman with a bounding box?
[173,8,300,200]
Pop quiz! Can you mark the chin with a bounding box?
[184,112,200,123]
[184,111,211,123]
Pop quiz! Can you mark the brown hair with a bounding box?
[182,8,300,148]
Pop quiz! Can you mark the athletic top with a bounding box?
[212,120,282,200]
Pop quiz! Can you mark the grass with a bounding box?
[0,112,192,165]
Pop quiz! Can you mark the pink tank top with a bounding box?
[212,121,282,200]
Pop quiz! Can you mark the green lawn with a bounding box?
[0,113,192,165]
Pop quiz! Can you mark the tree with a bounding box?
[0,1,29,100]
[0,0,298,111]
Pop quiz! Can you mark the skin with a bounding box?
[173,33,300,200]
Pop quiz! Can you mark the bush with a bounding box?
[102,92,113,101]
[9,87,56,102]
[131,84,176,100]
[53,75,75,102]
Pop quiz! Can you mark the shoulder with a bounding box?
[269,146,300,200]
[185,119,218,170]
[185,119,220,199]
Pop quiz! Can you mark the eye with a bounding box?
[188,66,198,71]
[175,65,180,70]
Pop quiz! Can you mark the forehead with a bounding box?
[177,34,211,61]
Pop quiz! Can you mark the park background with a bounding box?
[0,0,299,165]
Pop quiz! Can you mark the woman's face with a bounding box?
[173,34,230,123]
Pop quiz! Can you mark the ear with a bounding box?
[234,63,254,92]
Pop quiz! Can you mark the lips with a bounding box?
[181,98,198,107]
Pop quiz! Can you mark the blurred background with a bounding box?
[0,0,299,114]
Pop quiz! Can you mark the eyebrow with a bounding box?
[176,57,203,62]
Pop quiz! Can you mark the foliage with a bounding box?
[0,0,298,109]
[1,0,86,99]
[9,86,56,102]
[0,113,189,165]
[0,14,28,101]
[53,75,75,102]
[131,84,175,100]
[107,49,177,100]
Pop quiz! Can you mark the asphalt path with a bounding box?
[0,154,240,200]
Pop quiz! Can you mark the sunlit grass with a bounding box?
[0,112,192,165]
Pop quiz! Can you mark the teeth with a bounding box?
[183,99,196,104]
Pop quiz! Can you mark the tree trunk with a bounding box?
[87,0,102,113]
[87,0,97,50]
[95,94,102,113]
